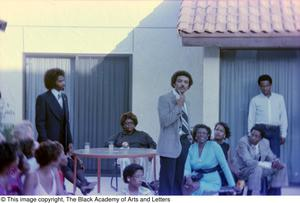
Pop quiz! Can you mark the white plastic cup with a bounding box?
[84,142,90,151]
[108,141,114,151]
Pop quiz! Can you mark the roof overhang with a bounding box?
[179,31,300,48]
[178,0,300,48]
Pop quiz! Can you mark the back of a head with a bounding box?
[19,138,35,158]
[13,120,35,142]
[0,142,17,174]
[35,140,61,167]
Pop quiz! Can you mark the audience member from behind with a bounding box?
[23,140,66,195]
[233,124,288,195]
[0,142,18,195]
[19,139,39,173]
[3,121,39,195]
[13,120,40,175]
[12,121,38,187]
[121,163,153,195]
[183,124,235,195]
[106,112,156,182]
[13,120,39,148]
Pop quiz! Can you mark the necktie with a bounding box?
[181,110,190,134]
[57,93,63,108]
[251,145,260,160]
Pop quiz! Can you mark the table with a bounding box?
[72,147,157,193]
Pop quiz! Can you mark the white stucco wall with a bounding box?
[203,47,220,131]
[0,0,207,142]
[133,28,203,140]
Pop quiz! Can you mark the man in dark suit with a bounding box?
[35,68,95,195]
[35,68,72,152]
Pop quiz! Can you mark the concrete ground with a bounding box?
[65,176,300,196]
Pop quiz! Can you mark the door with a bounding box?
[24,54,131,174]
[220,49,300,184]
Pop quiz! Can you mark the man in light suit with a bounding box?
[233,124,288,195]
[157,70,193,195]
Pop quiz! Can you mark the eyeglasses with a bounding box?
[124,121,135,126]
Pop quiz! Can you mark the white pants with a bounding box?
[247,164,288,195]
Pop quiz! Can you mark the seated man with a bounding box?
[106,112,156,182]
[60,154,96,195]
[232,124,288,195]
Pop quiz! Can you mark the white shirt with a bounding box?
[251,144,260,156]
[251,143,272,169]
[248,92,288,138]
[51,89,63,108]
[121,186,154,195]
[27,157,39,173]
[172,89,190,135]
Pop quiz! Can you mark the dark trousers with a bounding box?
[158,135,190,195]
[61,157,89,189]
[261,125,281,157]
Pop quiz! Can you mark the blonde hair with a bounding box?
[13,120,35,142]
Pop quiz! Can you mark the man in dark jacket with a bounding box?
[35,68,72,152]
[35,68,95,195]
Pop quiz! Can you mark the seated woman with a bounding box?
[23,140,66,195]
[0,142,18,195]
[213,122,236,185]
[106,112,156,182]
[214,122,244,194]
[183,124,235,195]
[121,163,153,195]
